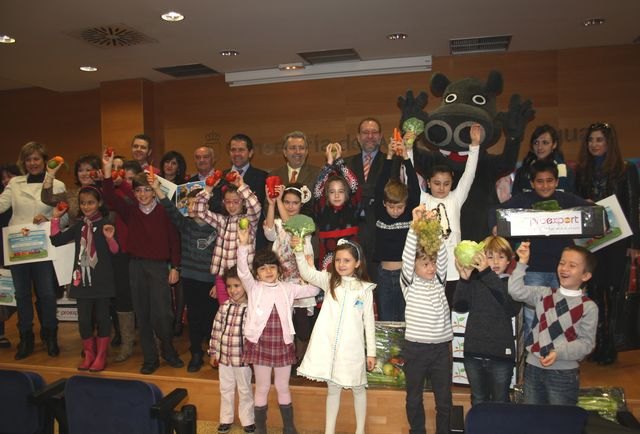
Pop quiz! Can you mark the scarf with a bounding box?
[80,213,102,273]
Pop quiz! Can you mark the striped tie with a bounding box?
[290,170,298,183]
[363,153,372,181]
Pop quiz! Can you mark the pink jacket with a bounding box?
[237,245,319,344]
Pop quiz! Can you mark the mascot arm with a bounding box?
[398,90,429,126]
[495,94,535,177]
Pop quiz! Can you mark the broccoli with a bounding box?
[532,200,561,211]
[402,117,425,146]
[283,215,316,252]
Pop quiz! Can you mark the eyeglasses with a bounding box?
[134,187,153,193]
[286,146,307,152]
[589,122,611,131]
[223,199,242,205]
[360,130,380,136]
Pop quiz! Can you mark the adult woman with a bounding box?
[512,125,574,195]
[575,122,640,364]
[159,151,187,184]
[0,142,66,359]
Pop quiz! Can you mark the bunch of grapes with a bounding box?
[411,217,442,258]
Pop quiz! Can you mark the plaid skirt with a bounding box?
[243,306,296,367]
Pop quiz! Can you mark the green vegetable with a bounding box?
[238,217,249,230]
[532,200,561,211]
[402,117,425,146]
[283,215,316,252]
[454,240,485,267]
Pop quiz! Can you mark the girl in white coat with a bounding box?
[292,238,376,434]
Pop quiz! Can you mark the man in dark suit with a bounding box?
[224,133,268,248]
[345,118,386,282]
[269,131,321,215]
[188,146,225,213]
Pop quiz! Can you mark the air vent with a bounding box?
[68,24,157,48]
[450,35,512,55]
[297,48,360,64]
[154,64,219,78]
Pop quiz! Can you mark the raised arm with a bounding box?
[294,251,330,290]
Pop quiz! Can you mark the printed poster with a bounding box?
[175,180,206,216]
[0,269,16,306]
[3,223,52,266]
[574,195,632,252]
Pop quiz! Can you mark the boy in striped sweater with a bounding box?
[401,204,451,434]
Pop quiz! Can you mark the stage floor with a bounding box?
[1,319,639,433]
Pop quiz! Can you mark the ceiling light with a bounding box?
[0,34,16,44]
[220,50,239,57]
[387,33,408,40]
[79,66,98,72]
[583,18,605,27]
[278,63,305,71]
[161,11,184,22]
[225,55,432,87]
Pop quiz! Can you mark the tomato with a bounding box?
[47,156,64,169]
[56,201,69,212]
[105,147,115,157]
[225,171,238,182]
[89,170,98,178]
[212,169,223,181]
[205,175,216,186]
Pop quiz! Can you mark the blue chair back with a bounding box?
[65,375,164,434]
[0,369,46,434]
[465,402,589,434]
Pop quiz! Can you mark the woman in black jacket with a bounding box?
[575,122,640,364]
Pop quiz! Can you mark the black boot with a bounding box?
[279,403,298,434]
[254,405,267,434]
[15,329,35,360]
[43,327,60,357]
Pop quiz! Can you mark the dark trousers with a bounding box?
[376,266,405,321]
[112,252,133,312]
[129,258,176,364]
[77,298,111,339]
[464,356,514,405]
[12,261,58,333]
[182,277,218,355]
[403,340,452,434]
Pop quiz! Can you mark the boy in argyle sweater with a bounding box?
[508,241,598,405]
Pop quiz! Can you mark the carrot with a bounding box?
[393,128,402,142]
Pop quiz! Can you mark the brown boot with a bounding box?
[113,311,135,362]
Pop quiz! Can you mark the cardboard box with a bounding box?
[496,206,606,238]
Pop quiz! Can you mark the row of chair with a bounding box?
[0,369,197,434]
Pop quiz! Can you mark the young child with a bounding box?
[314,143,361,270]
[374,139,420,321]
[49,186,119,372]
[293,238,376,434]
[401,204,451,434]
[102,153,183,375]
[209,266,255,434]
[509,241,598,405]
[152,179,219,373]
[421,124,481,304]
[193,173,261,305]
[237,227,319,434]
[263,182,316,363]
[453,236,521,405]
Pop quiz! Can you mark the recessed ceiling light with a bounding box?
[278,63,305,71]
[0,34,16,44]
[220,50,239,57]
[161,11,184,22]
[583,18,605,27]
[80,66,98,72]
[387,33,408,41]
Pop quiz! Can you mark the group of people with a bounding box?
[0,118,637,434]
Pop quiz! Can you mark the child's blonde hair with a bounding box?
[482,235,514,260]
[383,179,408,204]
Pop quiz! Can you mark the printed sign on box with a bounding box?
[451,311,468,334]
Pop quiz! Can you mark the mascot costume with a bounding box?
[399,70,535,242]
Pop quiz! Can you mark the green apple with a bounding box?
[238,217,249,230]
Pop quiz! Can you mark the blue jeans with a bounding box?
[11,261,58,333]
[522,272,559,342]
[376,266,405,321]
[524,364,579,405]
[464,356,514,405]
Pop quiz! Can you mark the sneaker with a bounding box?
[217,423,232,434]
[243,424,256,433]
[163,355,185,368]
[140,361,160,375]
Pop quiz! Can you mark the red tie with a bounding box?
[363,154,372,181]
[290,170,298,184]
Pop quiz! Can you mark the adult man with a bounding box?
[225,133,268,248]
[131,134,158,174]
[345,118,386,281]
[269,131,321,213]
[188,146,216,182]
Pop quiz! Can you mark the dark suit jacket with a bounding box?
[225,165,268,205]
[269,163,321,191]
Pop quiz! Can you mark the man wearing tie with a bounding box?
[225,133,268,248]
[345,118,386,281]
[269,131,321,214]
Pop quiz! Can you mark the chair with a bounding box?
[62,375,196,434]
[465,402,589,434]
[0,369,66,434]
